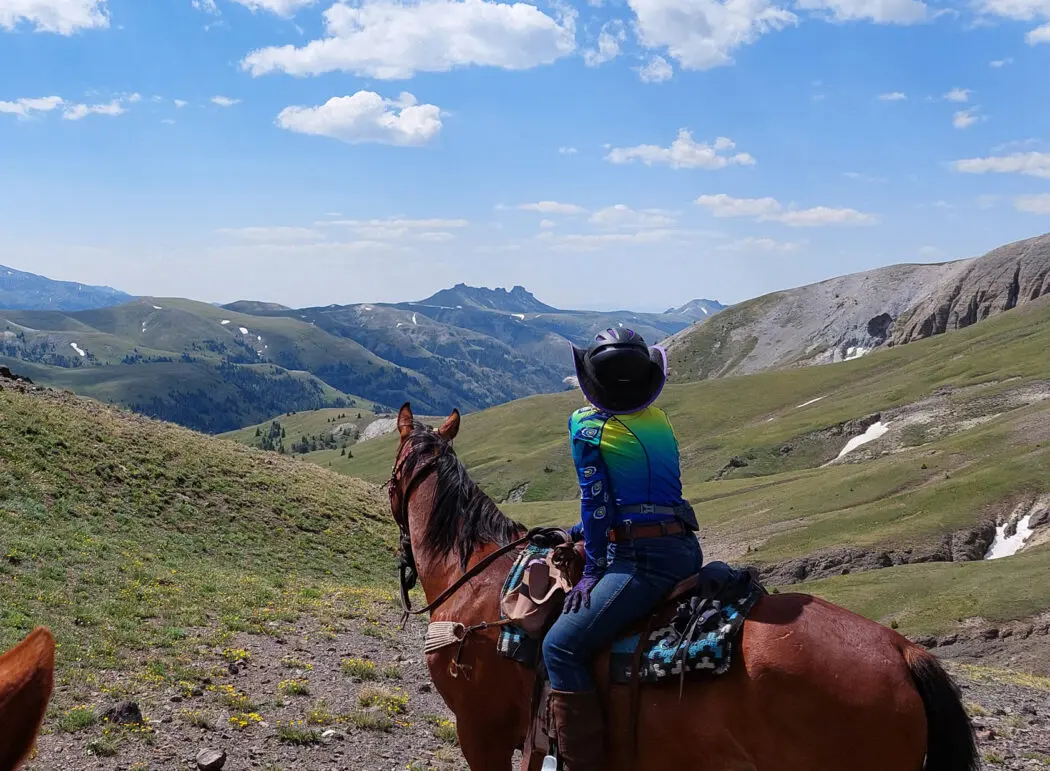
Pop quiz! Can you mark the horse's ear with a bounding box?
[398,403,414,440]
[438,409,460,441]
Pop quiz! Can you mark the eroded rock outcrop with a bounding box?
[891,234,1050,344]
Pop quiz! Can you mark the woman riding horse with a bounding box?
[543,328,702,771]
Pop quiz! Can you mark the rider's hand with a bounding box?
[563,567,601,614]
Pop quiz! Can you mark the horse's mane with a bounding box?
[403,424,523,570]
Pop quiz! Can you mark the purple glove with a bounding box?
[563,568,602,614]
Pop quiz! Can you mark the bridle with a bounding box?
[385,427,560,627]
[385,434,442,619]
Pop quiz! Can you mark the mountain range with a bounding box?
[0,282,722,432]
[7,231,1050,435]
[0,264,132,312]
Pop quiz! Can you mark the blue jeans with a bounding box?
[542,532,703,692]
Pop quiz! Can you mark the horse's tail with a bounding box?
[902,644,978,771]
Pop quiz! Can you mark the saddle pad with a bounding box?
[608,578,764,685]
[496,543,551,665]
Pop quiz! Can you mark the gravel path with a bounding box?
[24,607,1048,771]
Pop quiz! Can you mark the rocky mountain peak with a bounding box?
[420,283,558,314]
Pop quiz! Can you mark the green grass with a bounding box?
[278,678,311,697]
[56,706,97,733]
[0,385,397,704]
[276,721,322,745]
[801,543,1050,636]
[220,405,381,447]
[341,657,378,680]
[346,710,394,732]
[358,686,408,715]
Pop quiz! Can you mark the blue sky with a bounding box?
[2,0,1050,312]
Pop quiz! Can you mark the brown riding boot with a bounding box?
[550,690,607,771]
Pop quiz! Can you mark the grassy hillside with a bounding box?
[0,297,448,431]
[339,296,1050,571]
[220,403,390,455]
[0,384,397,689]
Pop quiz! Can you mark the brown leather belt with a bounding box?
[608,520,686,543]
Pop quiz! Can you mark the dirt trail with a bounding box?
[26,606,1048,770]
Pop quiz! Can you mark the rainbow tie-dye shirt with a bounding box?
[567,406,691,571]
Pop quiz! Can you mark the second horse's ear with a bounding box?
[398,403,414,440]
[438,409,460,441]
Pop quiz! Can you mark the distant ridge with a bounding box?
[418,283,559,314]
[0,264,132,312]
[665,298,727,322]
[223,300,293,314]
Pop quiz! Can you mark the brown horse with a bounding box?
[0,627,55,770]
[388,403,978,771]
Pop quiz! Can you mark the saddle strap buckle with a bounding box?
[638,504,655,515]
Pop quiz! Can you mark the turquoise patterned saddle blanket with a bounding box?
[496,544,766,685]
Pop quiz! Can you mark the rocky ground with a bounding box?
[26,609,470,771]
[23,599,1050,771]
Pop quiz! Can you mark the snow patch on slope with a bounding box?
[836,421,889,460]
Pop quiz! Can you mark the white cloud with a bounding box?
[538,228,681,251]
[953,152,1050,178]
[212,95,241,107]
[0,96,64,119]
[775,206,877,226]
[174,99,188,108]
[1026,21,1050,42]
[219,226,325,241]
[583,19,625,66]
[944,87,971,102]
[192,0,219,13]
[952,107,979,129]
[976,0,1050,20]
[539,219,556,228]
[717,236,802,252]
[517,201,587,214]
[0,0,109,34]
[558,146,578,154]
[2,94,135,121]
[161,118,176,124]
[696,193,781,218]
[989,57,1013,66]
[695,193,877,226]
[797,0,927,23]
[229,0,317,15]
[242,0,576,80]
[637,54,672,83]
[319,217,468,239]
[606,130,756,169]
[1013,194,1050,213]
[877,91,907,101]
[276,91,442,146]
[588,204,676,229]
[628,0,797,71]
[62,99,125,120]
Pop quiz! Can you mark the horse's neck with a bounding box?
[406,478,521,609]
